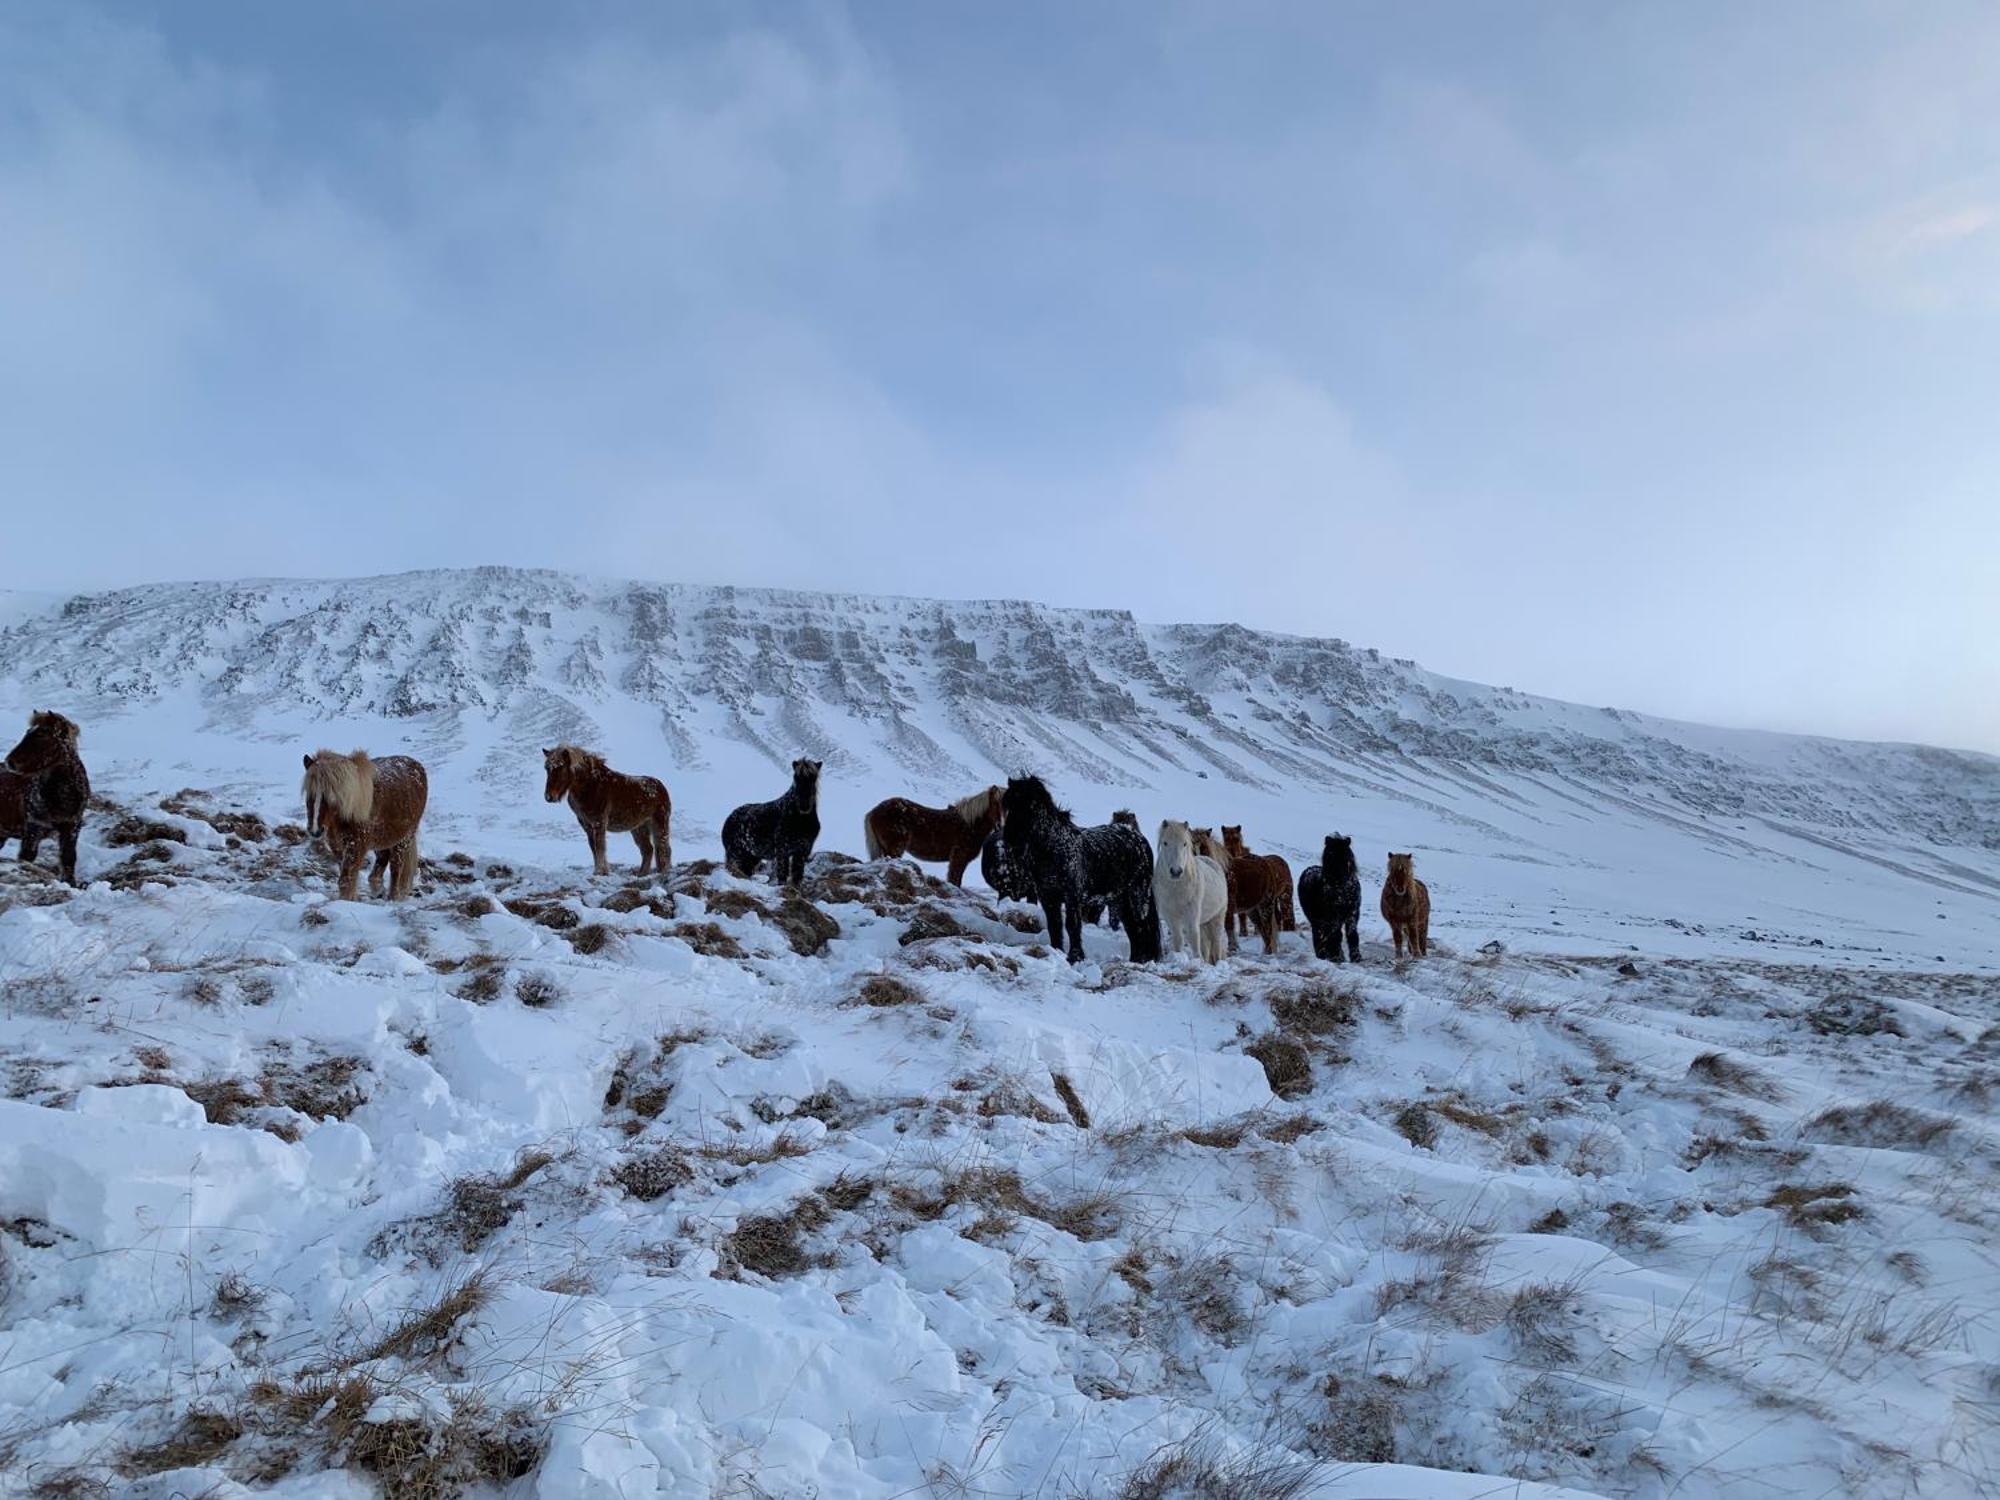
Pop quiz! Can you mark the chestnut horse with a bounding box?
[1193,827,1284,956]
[302,749,428,901]
[1222,826,1296,937]
[1,711,89,886]
[862,785,1001,886]
[543,746,672,876]
[1381,851,1432,958]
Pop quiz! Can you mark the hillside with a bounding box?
[0,571,1996,1499]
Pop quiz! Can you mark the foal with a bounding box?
[543,746,673,876]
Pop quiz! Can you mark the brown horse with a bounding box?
[2,711,90,886]
[543,746,673,876]
[1193,827,1283,956]
[863,785,1001,886]
[1222,826,1296,936]
[1381,852,1431,958]
[302,749,428,901]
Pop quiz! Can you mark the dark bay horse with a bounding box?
[863,785,1001,886]
[1222,826,1296,938]
[1193,827,1285,956]
[302,749,428,901]
[2,711,89,886]
[544,746,672,876]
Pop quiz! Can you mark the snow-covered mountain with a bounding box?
[1,566,1994,966]
[4,571,1999,1500]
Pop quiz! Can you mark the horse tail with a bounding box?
[392,827,419,899]
[863,806,886,861]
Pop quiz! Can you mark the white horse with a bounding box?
[1155,819,1229,963]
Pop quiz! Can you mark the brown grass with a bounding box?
[1268,980,1360,1036]
[515,972,563,1008]
[1051,1072,1091,1129]
[565,923,614,956]
[724,1195,833,1278]
[672,922,746,959]
[1688,1050,1785,1101]
[361,1270,492,1364]
[611,1147,693,1202]
[1766,1181,1865,1230]
[1392,1103,1439,1150]
[854,974,923,1008]
[1804,1100,1956,1151]
[1244,1034,1313,1099]
[116,1409,242,1476]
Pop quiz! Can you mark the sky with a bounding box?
[2,2,1996,753]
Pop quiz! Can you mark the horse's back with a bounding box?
[373,755,429,827]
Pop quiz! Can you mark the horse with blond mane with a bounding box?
[543,745,673,876]
[302,749,428,901]
[863,785,1001,886]
[1155,819,1229,963]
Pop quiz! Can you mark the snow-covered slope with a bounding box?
[0,566,1994,968]
[1,570,1997,1499]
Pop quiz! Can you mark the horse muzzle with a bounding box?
[544,790,563,804]
[1168,864,1185,879]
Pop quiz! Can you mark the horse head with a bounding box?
[543,746,576,804]
[1324,833,1355,876]
[5,710,79,775]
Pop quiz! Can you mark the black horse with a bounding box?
[722,758,822,885]
[1,711,90,887]
[1297,833,1362,963]
[1000,775,1160,964]
[979,828,1037,902]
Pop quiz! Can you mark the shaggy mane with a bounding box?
[28,710,79,745]
[952,785,1001,825]
[304,748,376,822]
[550,744,607,774]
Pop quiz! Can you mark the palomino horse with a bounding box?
[1222,826,1296,937]
[543,746,672,876]
[1,711,90,886]
[1192,827,1285,956]
[1381,851,1432,958]
[1154,819,1228,963]
[863,785,1001,886]
[302,749,428,901]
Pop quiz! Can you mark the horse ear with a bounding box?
[303,753,314,769]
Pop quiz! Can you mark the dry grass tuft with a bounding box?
[672,921,746,959]
[361,1270,492,1364]
[855,973,923,1008]
[116,1409,242,1476]
[1504,1280,1581,1363]
[1108,1437,1321,1500]
[698,1129,813,1168]
[1244,1034,1313,1099]
[1804,1100,1956,1151]
[724,1195,833,1278]
[565,923,614,956]
[1688,1050,1785,1101]
[514,972,563,1008]
[1051,1072,1091,1129]
[611,1146,694,1202]
[454,960,505,1003]
[1766,1181,1864,1230]
[1392,1102,1439,1150]
[1268,980,1360,1037]
[772,894,841,956]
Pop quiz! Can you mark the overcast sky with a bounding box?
[3,3,1996,751]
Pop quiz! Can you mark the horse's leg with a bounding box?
[654,812,672,874]
[1064,894,1086,964]
[632,823,654,875]
[369,848,391,896]
[1345,918,1361,963]
[339,843,365,902]
[947,850,970,887]
[587,822,609,877]
[20,828,42,866]
[58,823,81,887]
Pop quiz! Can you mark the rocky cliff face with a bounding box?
[1,566,1993,848]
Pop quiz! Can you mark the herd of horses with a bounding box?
[2,715,1434,966]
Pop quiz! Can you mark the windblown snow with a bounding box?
[0,568,1994,1500]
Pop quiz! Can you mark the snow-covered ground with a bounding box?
[1,572,1996,1498]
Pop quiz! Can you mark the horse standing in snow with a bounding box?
[723,758,822,885]
[302,749,428,901]
[543,745,673,876]
[1298,833,1362,962]
[1154,819,1228,963]
[1000,775,1161,964]
[1223,826,1296,938]
[1,711,90,886]
[1192,827,1284,956]
[863,785,1001,886]
[1380,851,1432,958]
